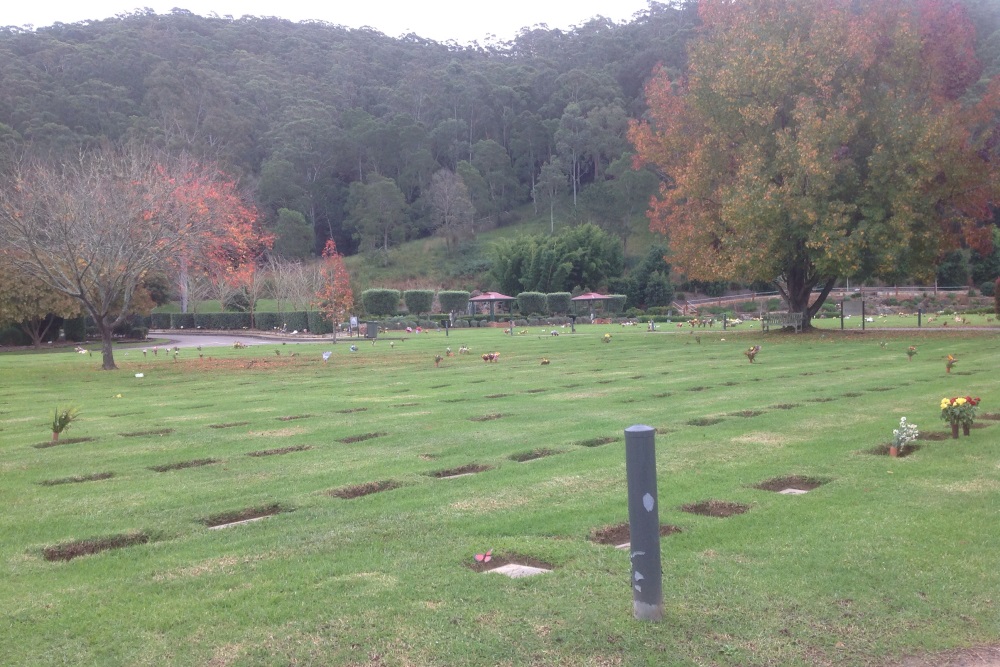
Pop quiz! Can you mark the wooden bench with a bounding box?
[761,312,803,333]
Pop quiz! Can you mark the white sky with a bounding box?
[2,1,654,44]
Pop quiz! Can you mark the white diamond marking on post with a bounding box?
[643,493,655,512]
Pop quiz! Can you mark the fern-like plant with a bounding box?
[51,406,81,441]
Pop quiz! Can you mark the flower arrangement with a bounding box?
[940,396,980,426]
[51,406,81,442]
[945,354,957,373]
[744,345,760,363]
[906,346,917,361]
[602,333,612,343]
[890,417,919,456]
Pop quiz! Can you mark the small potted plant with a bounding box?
[51,406,81,442]
[890,417,919,457]
[906,346,917,361]
[958,396,981,436]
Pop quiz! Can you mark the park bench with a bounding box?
[761,312,803,333]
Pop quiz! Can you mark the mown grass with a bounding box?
[1,325,999,666]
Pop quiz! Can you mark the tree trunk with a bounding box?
[98,319,117,370]
[779,267,836,330]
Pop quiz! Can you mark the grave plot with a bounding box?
[38,472,114,486]
[681,500,750,517]
[428,463,492,479]
[43,532,149,562]
[469,413,504,422]
[574,436,619,447]
[590,522,682,549]
[867,442,923,456]
[335,408,368,414]
[201,503,288,529]
[686,417,724,426]
[121,428,175,437]
[508,448,561,462]
[246,445,312,457]
[338,432,388,444]
[327,480,401,499]
[769,403,800,410]
[276,414,312,422]
[466,552,555,577]
[753,476,828,494]
[728,410,764,418]
[149,458,220,472]
[208,421,249,429]
[32,437,95,449]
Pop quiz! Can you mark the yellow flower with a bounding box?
[955,397,966,405]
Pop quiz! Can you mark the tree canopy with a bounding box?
[631,0,1000,326]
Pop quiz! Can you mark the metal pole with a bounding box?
[917,308,922,328]
[722,313,727,330]
[861,296,865,331]
[624,424,663,621]
[840,299,844,331]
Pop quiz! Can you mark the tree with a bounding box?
[0,145,255,369]
[631,0,1000,328]
[314,239,353,341]
[345,174,408,257]
[426,169,474,250]
[0,250,80,347]
[272,208,314,260]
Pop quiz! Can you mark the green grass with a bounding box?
[2,326,999,666]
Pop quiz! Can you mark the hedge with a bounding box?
[361,289,401,316]
[545,292,572,314]
[517,292,547,315]
[438,290,471,315]
[403,290,435,317]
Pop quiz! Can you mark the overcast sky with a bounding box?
[3,1,654,44]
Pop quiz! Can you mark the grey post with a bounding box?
[624,424,663,621]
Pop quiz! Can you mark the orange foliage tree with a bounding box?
[630,0,999,328]
[314,239,353,341]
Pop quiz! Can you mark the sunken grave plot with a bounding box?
[335,408,368,414]
[469,413,504,422]
[428,463,493,479]
[841,392,863,398]
[392,402,420,408]
[574,436,619,448]
[770,403,800,410]
[44,532,149,562]
[868,442,922,456]
[149,458,220,472]
[485,393,510,399]
[276,414,312,422]
[32,437,96,449]
[728,410,764,418]
[509,448,561,462]
[466,552,555,577]
[121,428,175,437]
[208,421,250,429]
[525,388,547,394]
[201,503,288,529]
[753,476,828,494]
[686,417,724,427]
[919,431,952,441]
[246,445,313,457]
[38,472,114,486]
[979,413,1000,421]
[590,522,682,549]
[327,480,401,499]
[681,500,750,518]
[805,397,835,403]
[338,432,388,444]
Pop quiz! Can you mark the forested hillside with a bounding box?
[0,3,699,261]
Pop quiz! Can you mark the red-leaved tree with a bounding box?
[314,239,353,341]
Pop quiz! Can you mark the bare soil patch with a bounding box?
[429,384,450,389]
[892,645,1000,667]
[575,436,619,447]
[466,552,554,573]
[687,386,709,392]
[806,397,835,403]
[208,421,249,429]
[525,388,548,394]
[919,431,953,441]
[327,480,401,499]
[429,463,492,478]
[563,384,582,389]
[653,392,673,398]
[771,403,800,410]
[868,443,922,457]
[722,381,740,386]
[442,398,467,403]
[597,380,614,384]
[590,522,682,545]
[32,436,96,449]
[869,386,894,392]
[246,445,312,457]
[121,428,174,437]
[842,392,864,398]
[729,410,764,418]
[754,476,827,492]
[44,532,149,562]
[38,472,114,486]
[687,417,724,426]
[681,499,750,518]
[979,413,1000,421]
[149,458,220,472]
[469,413,504,422]
[392,402,419,407]
[276,414,312,422]
[335,408,368,414]
[485,393,510,399]
[509,448,561,462]
[201,503,286,527]
[338,432,388,444]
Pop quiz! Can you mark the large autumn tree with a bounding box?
[631,0,1000,327]
[0,144,260,369]
[314,239,353,340]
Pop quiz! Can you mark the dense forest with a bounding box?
[0,2,702,261]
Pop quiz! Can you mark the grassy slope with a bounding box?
[1,327,998,666]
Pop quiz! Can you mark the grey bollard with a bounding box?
[624,424,663,621]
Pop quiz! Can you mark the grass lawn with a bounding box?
[2,325,999,666]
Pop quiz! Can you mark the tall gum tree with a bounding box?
[630,0,1000,328]
[0,145,261,369]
